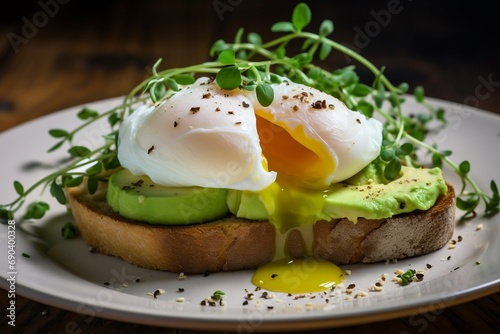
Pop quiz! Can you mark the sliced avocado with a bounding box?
[227,166,447,224]
[107,169,230,225]
[323,166,448,223]
[227,189,269,220]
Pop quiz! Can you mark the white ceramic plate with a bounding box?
[1,96,499,332]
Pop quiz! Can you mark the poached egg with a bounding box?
[118,77,382,194]
[118,76,383,293]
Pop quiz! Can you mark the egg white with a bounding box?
[118,77,382,192]
[247,80,383,187]
[118,77,276,191]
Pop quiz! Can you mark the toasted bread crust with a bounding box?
[67,183,455,273]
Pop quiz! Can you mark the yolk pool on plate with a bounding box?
[252,257,344,294]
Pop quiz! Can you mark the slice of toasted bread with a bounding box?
[66,183,455,273]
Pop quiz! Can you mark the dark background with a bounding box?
[0,0,499,131]
[0,1,499,333]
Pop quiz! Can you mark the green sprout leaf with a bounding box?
[292,2,312,32]
[86,161,102,175]
[216,66,241,90]
[247,32,262,46]
[47,140,65,153]
[108,113,121,127]
[432,153,443,169]
[319,41,332,61]
[397,143,414,157]
[87,175,99,195]
[436,108,446,123]
[397,82,409,94]
[384,158,402,181]
[414,86,425,103]
[165,78,179,92]
[256,83,274,107]
[292,52,313,67]
[271,21,295,33]
[174,75,196,85]
[77,107,99,120]
[319,19,334,36]
[50,181,66,205]
[0,207,13,221]
[64,176,84,188]
[357,100,374,118]
[400,269,416,285]
[380,149,395,162]
[150,80,166,102]
[218,49,236,65]
[456,194,479,216]
[24,201,50,220]
[68,146,91,158]
[211,290,225,300]
[49,129,69,139]
[209,39,229,57]
[351,83,371,97]
[485,180,500,216]
[61,222,77,239]
[459,160,471,174]
[14,181,24,196]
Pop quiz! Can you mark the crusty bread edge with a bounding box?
[66,183,455,273]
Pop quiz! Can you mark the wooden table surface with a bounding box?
[1,1,499,333]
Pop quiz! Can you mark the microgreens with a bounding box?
[399,269,416,285]
[0,2,498,222]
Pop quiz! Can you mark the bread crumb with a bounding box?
[178,272,187,280]
[261,292,274,299]
[354,291,368,298]
[369,283,384,292]
[476,224,483,231]
[176,297,185,302]
[391,276,403,284]
[345,269,352,275]
[148,288,166,298]
[394,269,405,275]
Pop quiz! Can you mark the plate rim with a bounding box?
[1,95,499,331]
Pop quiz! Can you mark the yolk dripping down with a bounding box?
[252,114,345,293]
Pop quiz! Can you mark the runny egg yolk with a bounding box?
[255,114,334,189]
[252,114,346,294]
[251,258,345,294]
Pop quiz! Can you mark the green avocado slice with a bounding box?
[107,169,230,225]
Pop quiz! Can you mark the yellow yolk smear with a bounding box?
[251,115,345,294]
[251,257,345,294]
